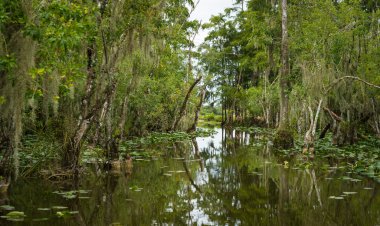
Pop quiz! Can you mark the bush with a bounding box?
[273,129,294,149]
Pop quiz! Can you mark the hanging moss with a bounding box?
[0,1,36,178]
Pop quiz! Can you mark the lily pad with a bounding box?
[129,185,143,191]
[62,194,76,199]
[363,187,374,190]
[5,211,26,217]
[78,190,91,194]
[0,205,15,211]
[343,191,357,195]
[37,208,51,211]
[52,206,68,210]
[56,210,78,218]
[350,178,362,182]
[328,196,344,200]
[1,211,26,221]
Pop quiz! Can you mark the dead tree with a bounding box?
[303,99,323,154]
[187,87,206,133]
[172,76,202,131]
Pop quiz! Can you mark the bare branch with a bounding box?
[324,76,380,94]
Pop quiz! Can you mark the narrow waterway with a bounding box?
[1,128,379,225]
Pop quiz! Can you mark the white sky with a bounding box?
[189,0,235,45]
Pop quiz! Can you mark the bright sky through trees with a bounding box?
[190,0,235,45]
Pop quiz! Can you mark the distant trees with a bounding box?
[200,0,380,150]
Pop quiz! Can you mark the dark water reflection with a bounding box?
[1,128,379,225]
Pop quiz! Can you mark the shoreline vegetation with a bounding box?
[8,121,379,184]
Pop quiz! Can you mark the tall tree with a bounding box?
[279,0,290,130]
[272,0,294,149]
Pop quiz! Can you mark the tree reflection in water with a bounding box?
[1,128,379,225]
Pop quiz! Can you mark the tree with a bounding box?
[273,0,294,149]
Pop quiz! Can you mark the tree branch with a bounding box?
[172,76,202,131]
[324,76,380,94]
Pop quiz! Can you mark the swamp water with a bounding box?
[0,128,379,226]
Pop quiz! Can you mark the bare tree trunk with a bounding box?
[187,88,206,133]
[268,43,275,82]
[92,92,111,145]
[273,0,294,149]
[63,80,117,170]
[172,76,202,131]
[371,98,380,137]
[319,123,331,139]
[303,99,323,154]
[104,88,117,158]
[62,41,97,170]
[62,0,124,169]
[117,96,130,139]
[279,0,290,130]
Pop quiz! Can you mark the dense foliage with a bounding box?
[0,0,203,174]
[200,0,380,147]
[0,0,379,177]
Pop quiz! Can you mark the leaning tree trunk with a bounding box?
[371,98,380,137]
[187,88,206,133]
[62,46,117,169]
[303,99,323,154]
[63,80,117,170]
[172,76,202,131]
[62,41,97,170]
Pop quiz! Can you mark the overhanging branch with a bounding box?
[324,76,380,94]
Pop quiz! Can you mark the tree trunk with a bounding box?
[371,98,380,137]
[303,100,323,154]
[62,80,117,170]
[63,119,92,170]
[279,0,290,130]
[187,88,206,133]
[319,123,331,139]
[117,74,139,140]
[0,1,36,179]
[172,76,202,131]
[274,0,293,149]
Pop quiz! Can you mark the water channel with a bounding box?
[1,128,379,225]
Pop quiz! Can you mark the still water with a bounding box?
[1,128,379,225]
